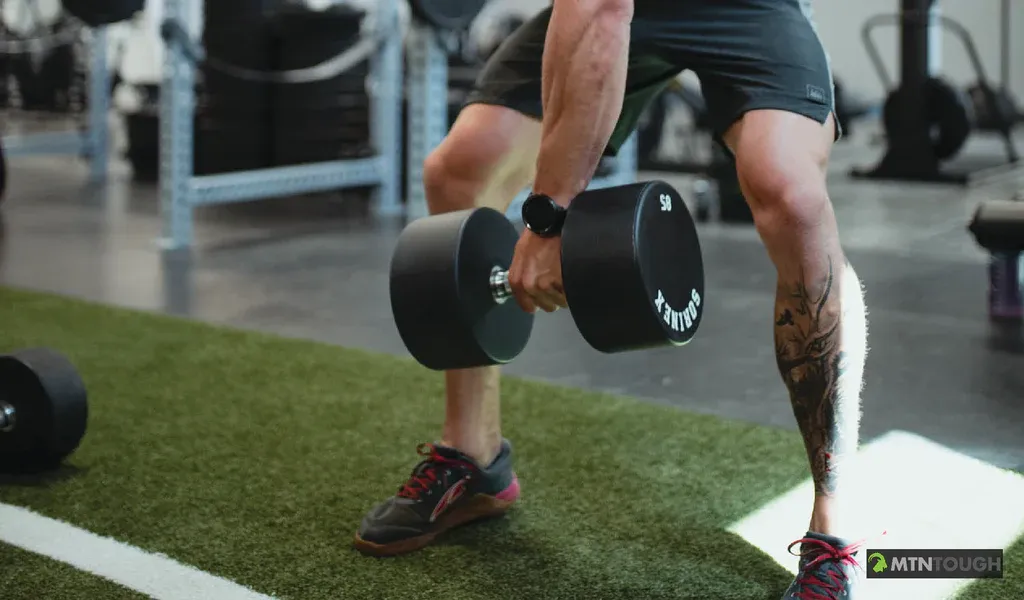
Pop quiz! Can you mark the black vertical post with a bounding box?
[851,0,964,183]
[901,0,931,94]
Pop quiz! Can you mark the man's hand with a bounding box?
[507,230,567,313]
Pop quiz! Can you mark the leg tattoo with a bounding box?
[775,257,865,496]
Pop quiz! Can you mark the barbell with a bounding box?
[389,181,706,371]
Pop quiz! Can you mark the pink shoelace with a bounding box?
[786,536,866,600]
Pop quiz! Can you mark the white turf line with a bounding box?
[0,503,276,600]
[1,431,1020,600]
[728,430,1024,600]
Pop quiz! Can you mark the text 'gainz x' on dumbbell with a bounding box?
[389,180,706,371]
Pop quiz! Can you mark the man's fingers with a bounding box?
[512,285,537,313]
[511,274,566,314]
[534,296,560,313]
[536,276,567,309]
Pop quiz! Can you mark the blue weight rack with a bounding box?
[159,0,403,250]
[160,0,636,249]
[2,26,110,183]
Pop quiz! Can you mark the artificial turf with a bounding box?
[0,286,1020,600]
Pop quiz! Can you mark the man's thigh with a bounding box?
[635,0,837,147]
[464,7,681,157]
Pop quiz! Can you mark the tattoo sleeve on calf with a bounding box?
[774,258,852,496]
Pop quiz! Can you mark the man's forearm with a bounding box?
[533,1,632,207]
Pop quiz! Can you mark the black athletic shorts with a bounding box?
[465,0,837,156]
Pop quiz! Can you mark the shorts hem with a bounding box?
[462,94,543,122]
[715,97,841,150]
[461,94,626,156]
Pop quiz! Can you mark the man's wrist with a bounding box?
[530,188,575,209]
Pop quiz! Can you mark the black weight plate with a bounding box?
[969,200,1024,253]
[62,0,144,26]
[0,348,87,472]
[408,0,488,31]
[562,181,705,353]
[968,84,1022,132]
[883,77,973,161]
[275,87,370,113]
[390,208,534,371]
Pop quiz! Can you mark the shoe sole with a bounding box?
[352,493,515,557]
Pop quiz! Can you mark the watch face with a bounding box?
[524,196,557,233]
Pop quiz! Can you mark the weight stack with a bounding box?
[196,3,276,175]
[270,6,371,168]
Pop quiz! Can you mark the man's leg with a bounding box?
[423,106,543,467]
[724,109,868,596]
[664,0,868,592]
[355,3,678,556]
[724,110,866,533]
[353,104,541,557]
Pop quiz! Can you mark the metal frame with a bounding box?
[2,26,109,182]
[158,3,637,249]
[159,0,402,250]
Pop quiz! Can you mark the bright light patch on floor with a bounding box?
[728,430,1024,599]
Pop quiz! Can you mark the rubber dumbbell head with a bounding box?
[561,180,705,352]
[0,348,88,474]
[389,208,535,371]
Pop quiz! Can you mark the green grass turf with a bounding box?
[0,286,1020,600]
[0,545,145,600]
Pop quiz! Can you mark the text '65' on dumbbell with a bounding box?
[389,180,706,371]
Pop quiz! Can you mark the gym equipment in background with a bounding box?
[854,0,1019,185]
[270,4,371,168]
[637,79,713,176]
[0,4,84,114]
[832,76,878,139]
[407,0,488,33]
[969,199,1024,322]
[196,1,277,175]
[965,0,1022,134]
[0,348,88,474]
[130,2,375,178]
[390,181,705,370]
[61,0,144,27]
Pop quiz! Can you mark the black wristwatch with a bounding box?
[521,193,567,237]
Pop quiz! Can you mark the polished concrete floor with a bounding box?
[1,119,1023,474]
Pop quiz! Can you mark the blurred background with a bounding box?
[0,1,1021,598]
[0,0,1019,466]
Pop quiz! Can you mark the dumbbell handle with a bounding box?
[489,266,514,305]
[0,402,14,432]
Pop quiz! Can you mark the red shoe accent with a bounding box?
[495,473,520,501]
[396,443,474,500]
[786,537,866,600]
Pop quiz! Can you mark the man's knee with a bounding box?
[422,104,542,215]
[738,163,830,237]
[422,144,484,215]
[727,110,834,236]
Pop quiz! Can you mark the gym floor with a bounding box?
[1,116,1024,599]
[2,121,1022,471]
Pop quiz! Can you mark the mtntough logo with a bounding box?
[865,549,1003,579]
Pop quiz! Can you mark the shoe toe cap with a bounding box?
[357,501,426,544]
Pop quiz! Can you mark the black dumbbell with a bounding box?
[389,180,706,371]
[0,348,88,473]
